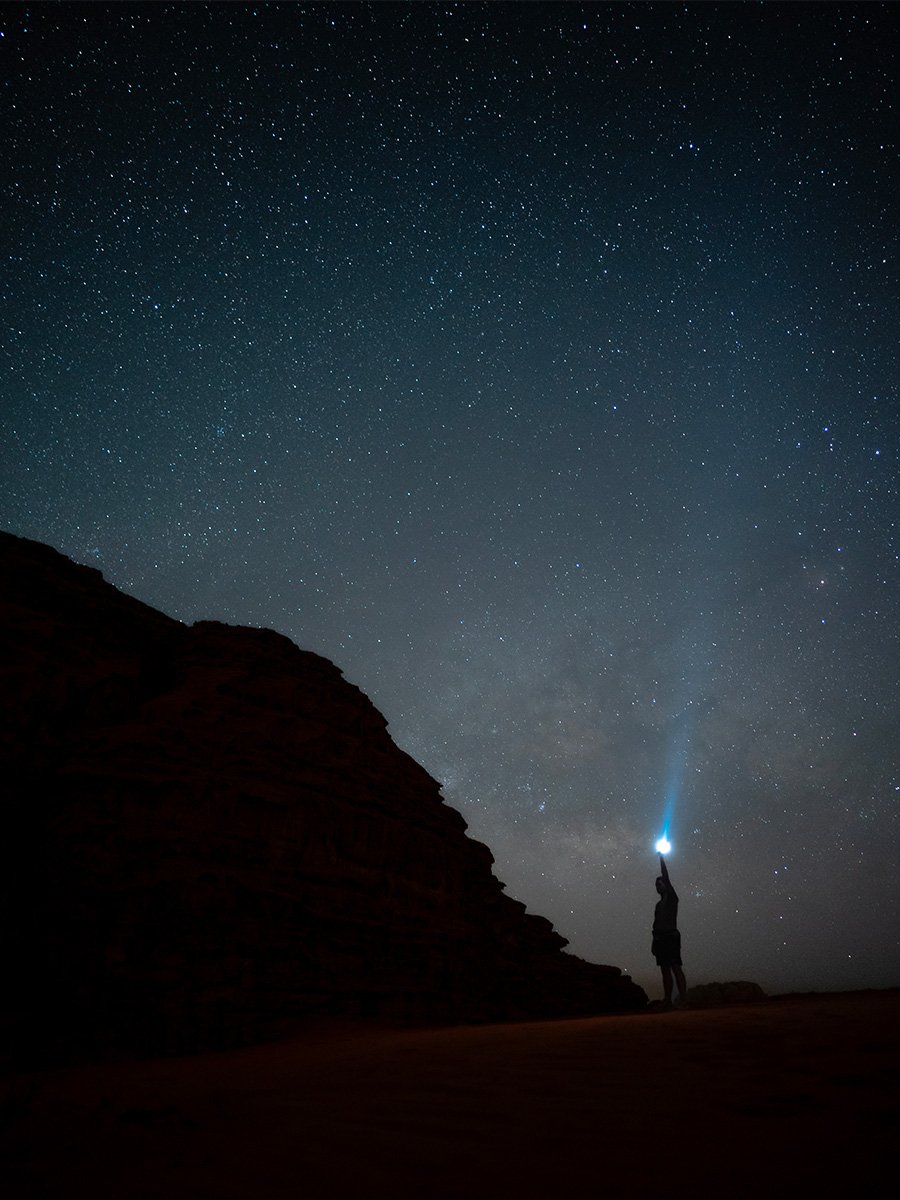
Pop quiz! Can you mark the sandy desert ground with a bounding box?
[3,990,898,1199]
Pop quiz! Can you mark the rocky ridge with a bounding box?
[0,531,645,1062]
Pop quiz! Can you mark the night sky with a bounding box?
[3,2,898,997]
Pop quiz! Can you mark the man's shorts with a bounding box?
[652,930,682,967]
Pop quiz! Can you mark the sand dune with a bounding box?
[3,990,898,1199]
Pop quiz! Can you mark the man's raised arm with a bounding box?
[659,854,677,898]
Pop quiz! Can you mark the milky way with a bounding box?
[2,3,898,995]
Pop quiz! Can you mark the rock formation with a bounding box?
[0,531,645,1062]
[685,981,767,1008]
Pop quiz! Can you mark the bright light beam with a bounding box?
[656,693,698,863]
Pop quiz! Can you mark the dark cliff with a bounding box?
[0,531,645,1062]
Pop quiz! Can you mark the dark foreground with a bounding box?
[3,990,898,1199]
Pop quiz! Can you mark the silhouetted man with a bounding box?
[653,854,687,1006]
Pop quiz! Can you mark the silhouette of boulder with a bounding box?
[686,981,767,1008]
[0,531,646,1062]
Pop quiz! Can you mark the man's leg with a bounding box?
[673,965,687,1001]
[660,965,673,1003]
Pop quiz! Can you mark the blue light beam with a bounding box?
[655,702,695,855]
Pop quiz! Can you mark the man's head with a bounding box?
[655,876,666,895]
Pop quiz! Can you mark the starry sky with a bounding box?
[2,2,898,997]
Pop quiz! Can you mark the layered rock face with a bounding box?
[0,532,645,1061]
